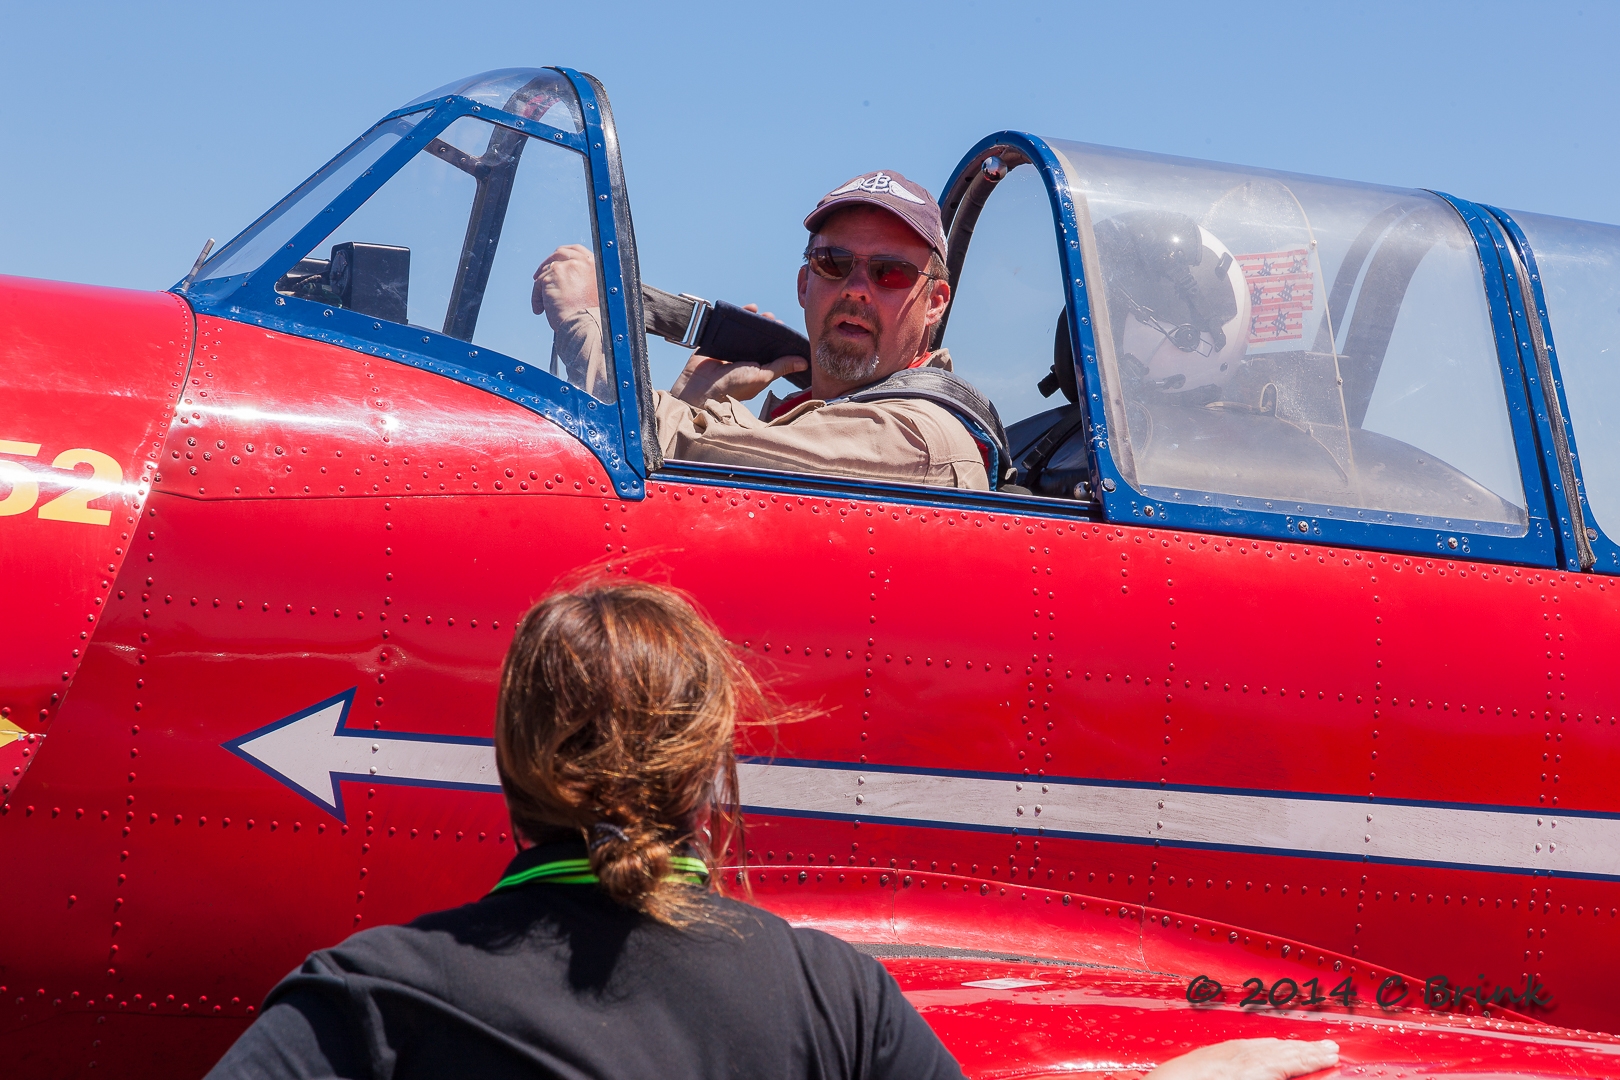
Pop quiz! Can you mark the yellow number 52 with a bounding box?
[0,440,123,526]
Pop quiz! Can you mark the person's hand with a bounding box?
[671,354,809,405]
[533,244,600,330]
[1147,1039,1338,1080]
[668,304,809,405]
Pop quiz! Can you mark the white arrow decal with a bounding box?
[227,698,1620,881]
[224,689,498,820]
[737,760,1620,880]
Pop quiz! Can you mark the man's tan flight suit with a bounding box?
[550,307,616,403]
[555,308,990,490]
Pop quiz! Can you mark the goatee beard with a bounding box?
[815,339,882,384]
[815,301,883,385]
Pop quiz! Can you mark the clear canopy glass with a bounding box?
[401,68,582,132]
[1509,210,1620,537]
[199,111,428,284]
[273,115,609,402]
[944,164,1069,427]
[198,72,583,289]
[1051,139,1527,531]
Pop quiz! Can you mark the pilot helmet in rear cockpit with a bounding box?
[1095,210,1249,397]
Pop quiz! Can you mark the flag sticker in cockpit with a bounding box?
[1238,248,1314,346]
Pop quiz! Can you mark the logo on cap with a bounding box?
[828,171,925,205]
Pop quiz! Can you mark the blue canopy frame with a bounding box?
[1485,207,1615,573]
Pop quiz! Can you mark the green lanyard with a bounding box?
[490,855,710,895]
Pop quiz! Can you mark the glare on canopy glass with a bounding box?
[275,114,611,402]
[1053,139,1527,533]
[1508,211,1620,538]
[401,68,583,133]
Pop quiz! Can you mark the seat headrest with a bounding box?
[1039,307,1079,406]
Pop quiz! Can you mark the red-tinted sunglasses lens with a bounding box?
[868,259,922,289]
[806,247,923,290]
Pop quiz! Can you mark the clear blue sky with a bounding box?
[4,0,1617,381]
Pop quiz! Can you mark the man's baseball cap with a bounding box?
[804,170,947,263]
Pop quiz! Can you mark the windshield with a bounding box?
[270,114,608,402]
[1051,140,1527,532]
[199,72,583,291]
[198,111,429,284]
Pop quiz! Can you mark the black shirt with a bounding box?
[207,841,962,1080]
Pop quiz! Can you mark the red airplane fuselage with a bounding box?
[4,269,1619,1076]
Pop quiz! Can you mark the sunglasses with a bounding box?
[804,246,937,291]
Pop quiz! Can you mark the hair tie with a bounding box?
[589,822,629,851]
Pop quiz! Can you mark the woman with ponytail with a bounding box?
[209,580,1337,1080]
[489,578,750,930]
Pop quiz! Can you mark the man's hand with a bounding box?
[671,354,809,405]
[533,244,600,330]
[1147,1039,1339,1080]
[669,303,809,405]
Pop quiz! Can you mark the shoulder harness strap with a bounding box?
[843,367,1012,487]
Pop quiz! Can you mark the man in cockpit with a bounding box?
[534,170,993,490]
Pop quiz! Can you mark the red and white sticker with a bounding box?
[1239,248,1314,345]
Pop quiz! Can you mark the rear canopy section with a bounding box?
[939,135,1569,566]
